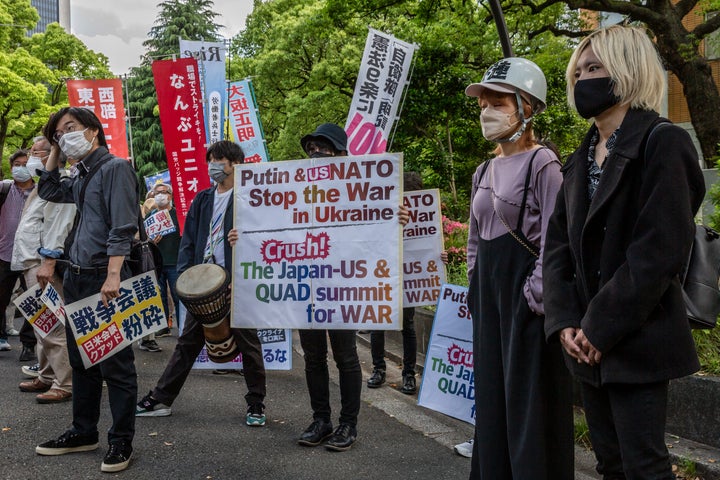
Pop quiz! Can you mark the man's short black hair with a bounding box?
[43,107,108,148]
[206,140,245,164]
[9,149,28,168]
[403,171,423,192]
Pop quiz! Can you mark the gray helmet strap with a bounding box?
[497,90,532,144]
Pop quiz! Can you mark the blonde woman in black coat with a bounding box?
[543,25,705,480]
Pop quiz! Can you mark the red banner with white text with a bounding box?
[67,79,129,160]
[152,57,211,234]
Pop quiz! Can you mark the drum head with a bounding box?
[176,264,228,298]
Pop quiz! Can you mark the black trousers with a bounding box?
[63,267,137,445]
[370,307,417,375]
[0,259,24,340]
[582,380,673,480]
[152,311,266,407]
[298,329,361,427]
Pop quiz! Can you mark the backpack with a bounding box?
[644,120,719,329]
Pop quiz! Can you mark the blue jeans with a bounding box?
[158,265,179,320]
[370,307,416,376]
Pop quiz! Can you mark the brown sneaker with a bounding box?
[36,388,72,404]
[19,377,51,393]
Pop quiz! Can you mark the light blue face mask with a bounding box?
[11,166,32,182]
[208,162,229,183]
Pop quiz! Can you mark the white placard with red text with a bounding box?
[144,209,177,240]
[402,189,445,307]
[231,153,403,330]
[418,284,475,424]
[64,272,167,368]
[13,284,63,338]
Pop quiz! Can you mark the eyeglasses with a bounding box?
[154,190,170,195]
[30,149,49,156]
[52,123,82,142]
[305,141,334,155]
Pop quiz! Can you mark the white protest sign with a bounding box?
[144,209,177,240]
[232,153,403,330]
[64,271,167,368]
[13,284,63,338]
[40,283,66,321]
[418,284,475,424]
[403,188,445,307]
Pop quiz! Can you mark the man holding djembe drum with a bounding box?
[136,141,267,426]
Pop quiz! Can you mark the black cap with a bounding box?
[300,123,347,154]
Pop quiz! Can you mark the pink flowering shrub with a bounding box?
[442,215,468,265]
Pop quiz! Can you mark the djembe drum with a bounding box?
[175,264,239,363]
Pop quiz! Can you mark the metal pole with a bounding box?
[123,73,135,167]
[487,0,513,58]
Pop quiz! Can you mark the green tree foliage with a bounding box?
[0,0,111,173]
[230,0,587,219]
[127,0,223,179]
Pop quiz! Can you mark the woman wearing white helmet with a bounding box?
[463,57,574,479]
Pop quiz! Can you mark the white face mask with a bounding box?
[154,193,170,208]
[480,107,521,142]
[58,128,95,160]
[11,166,32,182]
[26,156,45,175]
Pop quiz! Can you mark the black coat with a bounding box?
[543,109,705,386]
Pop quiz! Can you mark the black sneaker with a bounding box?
[136,391,171,417]
[101,441,133,473]
[401,374,417,394]
[325,423,357,452]
[138,339,162,352]
[246,403,266,426]
[366,369,385,388]
[36,430,99,455]
[297,419,333,447]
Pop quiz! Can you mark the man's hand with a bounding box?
[228,228,238,247]
[36,259,56,289]
[100,256,125,307]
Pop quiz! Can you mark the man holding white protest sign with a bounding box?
[36,107,139,473]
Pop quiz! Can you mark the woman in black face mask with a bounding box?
[543,25,705,480]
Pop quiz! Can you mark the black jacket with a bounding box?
[543,109,705,386]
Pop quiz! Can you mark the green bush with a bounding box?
[694,328,720,374]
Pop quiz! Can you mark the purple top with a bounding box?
[467,147,562,315]
[0,182,32,262]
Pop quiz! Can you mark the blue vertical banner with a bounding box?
[179,38,227,145]
[227,79,269,163]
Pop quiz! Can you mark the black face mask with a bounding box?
[309,152,334,158]
[574,77,620,119]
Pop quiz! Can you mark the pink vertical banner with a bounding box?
[152,57,211,234]
[67,79,129,160]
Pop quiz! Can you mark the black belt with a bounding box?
[57,260,108,275]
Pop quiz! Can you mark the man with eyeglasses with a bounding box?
[0,149,33,354]
[35,107,139,473]
[11,135,75,404]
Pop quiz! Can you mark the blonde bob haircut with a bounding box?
[566,25,666,113]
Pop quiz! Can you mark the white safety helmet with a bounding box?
[465,57,548,142]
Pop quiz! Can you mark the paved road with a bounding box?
[0,329,601,479]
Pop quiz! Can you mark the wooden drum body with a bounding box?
[176,264,239,363]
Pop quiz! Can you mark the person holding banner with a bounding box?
[295,123,410,451]
[12,135,75,403]
[464,58,574,478]
[136,140,268,427]
[544,26,704,479]
[35,107,139,473]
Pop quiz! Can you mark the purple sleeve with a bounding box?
[523,158,563,315]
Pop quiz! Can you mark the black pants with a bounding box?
[152,311,266,407]
[63,267,137,445]
[370,307,417,375]
[298,329,361,427]
[0,259,24,340]
[582,381,673,480]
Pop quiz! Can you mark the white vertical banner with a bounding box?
[345,28,417,155]
[227,79,269,163]
[418,284,475,424]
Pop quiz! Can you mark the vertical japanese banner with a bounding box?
[418,284,475,424]
[231,153,403,331]
[153,57,211,234]
[179,39,226,145]
[227,79,269,163]
[67,79,129,160]
[64,272,167,368]
[402,189,446,307]
[344,28,417,155]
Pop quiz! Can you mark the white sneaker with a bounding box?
[22,363,40,378]
[453,438,473,458]
[0,339,10,351]
[7,328,19,336]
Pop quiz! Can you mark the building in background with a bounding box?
[29,0,70,35]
